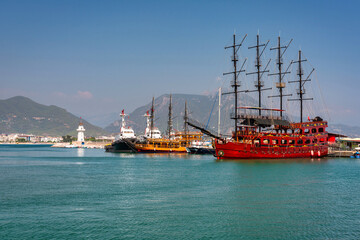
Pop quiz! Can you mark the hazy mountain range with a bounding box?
[327,124,360,138]
[0,95,359,138]
[0,96,108,136]
[104,93,258,136]
[104,93,360,138]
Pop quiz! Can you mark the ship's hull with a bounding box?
[105,138,137,153]
[134,133,203,153]
[215,141,328,159]
[186,147,215,155]
[135,145,188,153]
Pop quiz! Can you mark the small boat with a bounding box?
[350,151,360,159]
[186,140,215,155]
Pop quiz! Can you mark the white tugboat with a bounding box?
[115,110,136,140]
[105,110,137,153]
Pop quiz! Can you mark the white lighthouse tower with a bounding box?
[77,118,85,144]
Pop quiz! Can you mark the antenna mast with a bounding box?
[268,36,293,117]
[223,33,247,140]
[288,50,314,122]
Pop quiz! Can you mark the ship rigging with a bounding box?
[188,32,328,159]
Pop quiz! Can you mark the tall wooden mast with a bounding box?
[298,51,304,122]
[269,36,293,117]
[246,33,271,116]
[218,87,221,136]
[289,50,314,122]
[223,33,247,140]
[167,94,173,139]
[150,97,155,138]
[184,101,188,143]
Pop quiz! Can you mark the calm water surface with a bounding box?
[0,146,360,239]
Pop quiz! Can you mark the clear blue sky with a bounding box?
[0,0,358,125]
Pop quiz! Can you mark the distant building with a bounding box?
[17,134,34,142]
[0,134,9,142]
[30,136,42,142]
[0,134,62,143]
[7,134,18,142]
[339,138,360,150]
[77,119,85,144]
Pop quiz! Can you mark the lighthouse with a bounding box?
[77,118,85,144]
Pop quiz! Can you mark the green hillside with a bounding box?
[0,96,108,136]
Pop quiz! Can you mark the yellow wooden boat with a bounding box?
[135,132,202,153]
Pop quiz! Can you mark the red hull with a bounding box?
[215,121,329,160]
[215,141,328,159]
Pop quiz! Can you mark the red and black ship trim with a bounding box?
[215,117,328,159]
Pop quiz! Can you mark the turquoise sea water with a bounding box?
[0,146,360,239]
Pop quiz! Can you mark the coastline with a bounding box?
[52,142,110,149]
[0,142,111,149]
[0,142,54,146]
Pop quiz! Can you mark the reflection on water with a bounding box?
[116,153,136,158]
[108,152,195,159]
[77,148,84,157]
[0,160,85,166]
[216,157,329,164]
[140,153,191,159]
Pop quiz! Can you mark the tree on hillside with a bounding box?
[62,135,72,142]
